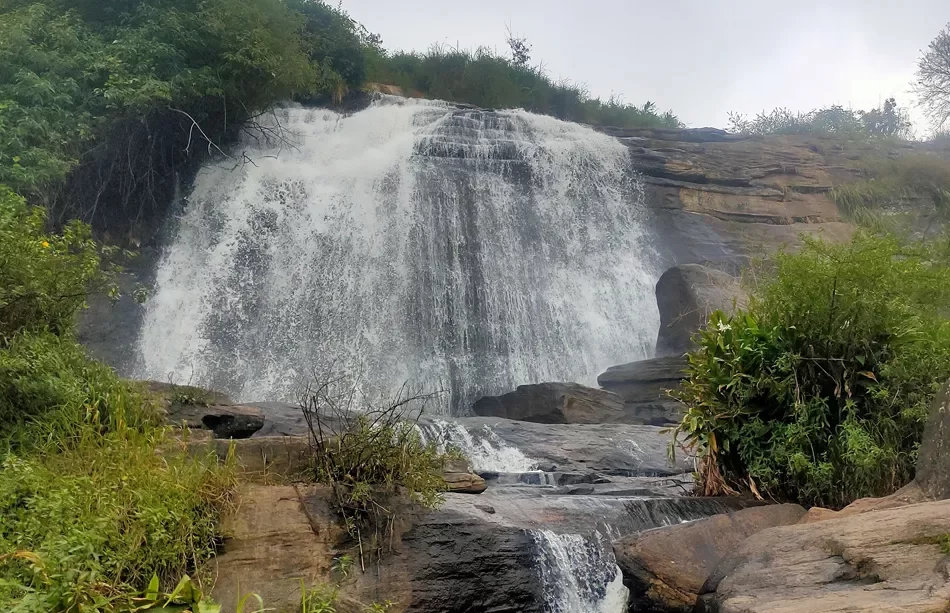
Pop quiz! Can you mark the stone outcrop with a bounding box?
[614,504,806,612]
[916,379,950,500]
[471,382,626,424]
[145,381,265,438]
[696,499,950,613]
[597,126,856,269]
[597,356,688,425]
[446,416,691,477]
[654,264,747,357]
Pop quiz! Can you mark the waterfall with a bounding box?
[533,530,629,613]
[136,95,659,411]
[419,419,538,473]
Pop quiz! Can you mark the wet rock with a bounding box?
[696,499,950,613]
[472,382,626,424]
[597,356,688,425]
[447,416,691,476]
[916,379,950,500]
[615,503,806,612]
[654,264,747,357]
[211,485,336,613]
[145,381,264,438]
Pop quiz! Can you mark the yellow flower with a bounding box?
[41,241,49,248]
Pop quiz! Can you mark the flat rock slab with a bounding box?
[615,503,806,612]
[472,382,626,424]
[697,499,950,613]
[450,416,691,476]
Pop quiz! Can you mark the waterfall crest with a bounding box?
[136,96,659,410]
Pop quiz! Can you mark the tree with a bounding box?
[505,24,531,69]
[916,23,950,129]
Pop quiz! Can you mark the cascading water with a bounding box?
[136,96,659,410]
[532,530,629,613]
[419,419,538,473]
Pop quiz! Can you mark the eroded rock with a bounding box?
[597,356,688,425]
[471,382,626,424]
[614,504,805,612]
[916,379,950,500]
[654,264,747,357]
[696,499,950,613]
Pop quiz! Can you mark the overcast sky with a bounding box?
[339,0,947,133]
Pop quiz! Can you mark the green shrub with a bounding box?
[672,233,950,508]
[302,383,449,567]
[728,98,912,139]
[369,45,681,129]
[831,154,950,229]
[0,186,113,340]
[0,429,234,612]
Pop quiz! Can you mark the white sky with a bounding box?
[339,0,947,133]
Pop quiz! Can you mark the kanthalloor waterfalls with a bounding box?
[135,96,681,613]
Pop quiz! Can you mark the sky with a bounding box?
[339,0,947,133]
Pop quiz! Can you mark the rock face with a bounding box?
[696,499,950,613]
[471,382,626,424]
[597,126,855,270]
[915,379,950,500]
[597,356,688,425]
[654,264,747,357]
[614,504,806,612]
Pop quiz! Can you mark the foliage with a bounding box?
[0,185,117,340]
[831,153,950,229]
[301,381,449,567]
[369,44,681,129]
[0,0,352,236]
[0,413,235,611]
[916,22,950,129]
[728,99,913,139]
[672,233,950,508]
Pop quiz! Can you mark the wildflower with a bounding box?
[41,241,49,248]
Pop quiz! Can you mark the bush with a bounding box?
[369,45,681,129]
[0,429,234,612]
[301,382,450,565]
[0,186,113,340]
[831,154,950,228]
[728,99,912,139]
[672,233,950,508]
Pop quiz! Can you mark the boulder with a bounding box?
[654,264,747,357]
[441,457,487,494]
[144,380,265,438]
[915,379,950,500]
[597,356,688,425]
[167,403,265,439]
[471,382,626,424]
[696,499,950,613]
[614,503,806,612]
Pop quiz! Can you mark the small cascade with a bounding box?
[532,530,629,613]
[419,419,538,473]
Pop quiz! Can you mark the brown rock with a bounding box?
[211,485,335,612]
[916,379,950,500]
[471,382,626,424]
[614,503,806,612]
[597,356,688,425]
[654,264,747,357]
[697,499,950,613]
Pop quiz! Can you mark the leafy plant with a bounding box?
[672,233,950,508]
[728,99,912,139]
[301,381,449,568]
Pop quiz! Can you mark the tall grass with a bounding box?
[367,44,681,129]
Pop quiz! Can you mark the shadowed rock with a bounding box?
[472,382,626,424]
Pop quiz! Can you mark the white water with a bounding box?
[136,96,659,410]
[533,530,629,613]
[420,419,538,473]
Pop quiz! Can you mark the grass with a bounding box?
[0,337,237,612]
[831,153,950,231]
[367,44,681,129]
